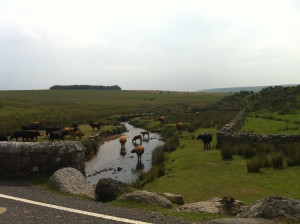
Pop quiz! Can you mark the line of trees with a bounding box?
[49,85,122,90]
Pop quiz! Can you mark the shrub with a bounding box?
[282,144,300,166]
[152,146,165,165]
[221,145,233,160]
[272,152,287,169]
[247,157,261,172]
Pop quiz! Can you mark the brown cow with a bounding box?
[131,145,145,163]
[176,122,184,133]
[70,130,85,140]
[119,136,127,147]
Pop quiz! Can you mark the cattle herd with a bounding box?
[0,121,106,142]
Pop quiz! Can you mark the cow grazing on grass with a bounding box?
[70,130,85,140]
[132,135,142,145]
[10,130,40,142]
[45,127,61,137]
[176,122,184,133]
[49,131,65,142]
[31,122,43,130]
[131,145,145,163]
[89,122,103,131]
[197,133,213,149]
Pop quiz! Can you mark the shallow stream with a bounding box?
[85,123,164,186]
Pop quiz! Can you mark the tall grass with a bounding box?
[221,143,300,171]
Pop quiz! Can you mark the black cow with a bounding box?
[10,130,40,142]
[0,134,8,141]
[197,133,213,149]
[132,135,142,145]
[49,131,65,142]
[89,122,101,131]
[45,127,61,137]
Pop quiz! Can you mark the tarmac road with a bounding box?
[0,179,194,224]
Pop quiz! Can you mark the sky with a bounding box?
[0,0,300,91]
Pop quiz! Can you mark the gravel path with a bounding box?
[0,179,195,224]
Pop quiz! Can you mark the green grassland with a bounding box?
[144,129,300,204]
[242,111,300,134]
[0,90,225,133]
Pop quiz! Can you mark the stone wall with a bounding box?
[0,141,86,176]
[216,109,300,148]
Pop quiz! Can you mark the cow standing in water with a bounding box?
[132,135,142,145]
[119,136,127,147]
[131,145,145,164]
[197,133,213,149]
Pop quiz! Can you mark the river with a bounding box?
[85,123,164,186]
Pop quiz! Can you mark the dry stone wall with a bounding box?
[0,141,85,176]
[217,109,300,148]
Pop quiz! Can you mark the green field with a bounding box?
[242,111,300,134]
[0,90,225,133]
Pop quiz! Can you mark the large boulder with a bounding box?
[49,167,94,198]
[178,197,245,215]
[118,190,173,208]
[95,178,128,202]
[162,192,184,205]
[236,195,300,221]
[204,218,276,224]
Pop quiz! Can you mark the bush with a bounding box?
[82,139,99,158]
[282,144,300,166]
[221,145,233,160]
[272,152,287,169]
[152,146,165,165]
[247,157,262,172]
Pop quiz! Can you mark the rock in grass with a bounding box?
[236,195,300,221]
[95,178,128,202]
[118,190,172,208]
[162,192,184,205]
[49,167,94,198]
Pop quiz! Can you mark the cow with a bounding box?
[45,127,61,137]
[61,127,76,138]
[119,136,127,147]
[70,130,85,140]
[89,122,103,131]
[197,133,213,149]
[141,131,150,140]
[10,130,40,142]
[131,145,145,163]
[176,122,184,133]
[132,135,142,145]
[31,121,43,130]
[49,131,65,142]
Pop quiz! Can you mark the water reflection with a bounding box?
[85,123,163,186]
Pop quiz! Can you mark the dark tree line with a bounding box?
[49,85,122,90]
[217,85,300,114]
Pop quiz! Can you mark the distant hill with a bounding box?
[49,85,122,90]
[217,85,300,113]
[198,84,298,93]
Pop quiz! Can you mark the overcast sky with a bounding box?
[1,0,300,91]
